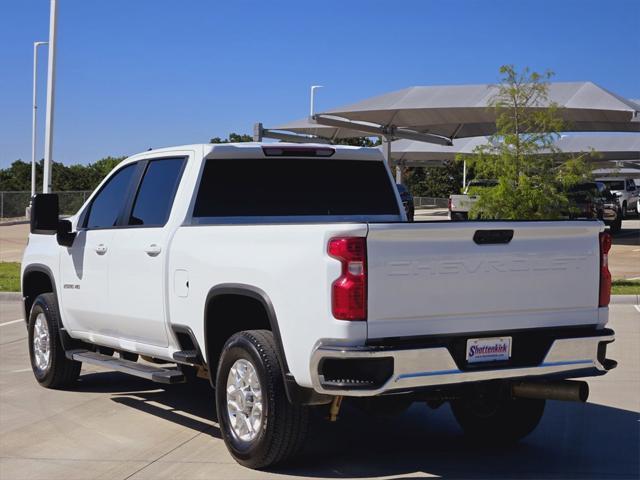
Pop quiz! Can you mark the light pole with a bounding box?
[31,41,48,198]
[310,85,323,117]
[43,0,58,194]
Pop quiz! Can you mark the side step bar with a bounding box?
[66,350,185,384]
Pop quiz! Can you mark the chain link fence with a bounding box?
[414,197,449,209]
[0,191,91,222]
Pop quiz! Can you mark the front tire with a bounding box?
[215,330,309,469]
[450,386,545,445]
[28,293,81,389]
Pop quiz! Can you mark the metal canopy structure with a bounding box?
[390,134,640,166]
[258,82,640,182]
[311,82,640,139]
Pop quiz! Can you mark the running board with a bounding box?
[66,350,186,384]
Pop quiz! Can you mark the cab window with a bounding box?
[85,163,137,229]
[128,158,185,226]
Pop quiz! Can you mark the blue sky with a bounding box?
[1,0,639,167]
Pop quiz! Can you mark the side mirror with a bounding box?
[56,219,76,247]
[30,194,77,247]
[30,194,59,234]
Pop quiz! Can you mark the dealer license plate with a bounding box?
[466,337,512,364]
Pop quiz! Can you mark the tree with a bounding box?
[404,162,463,197]
[462,65,592,220]
[0,156,125,192]
[333,137,380,147]
[210,133,254,143]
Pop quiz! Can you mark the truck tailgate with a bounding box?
[366,221,603,339]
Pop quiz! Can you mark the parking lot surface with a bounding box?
[1,297,638,479]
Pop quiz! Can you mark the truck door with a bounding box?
[59,163,140,334]
[107,157,186,347]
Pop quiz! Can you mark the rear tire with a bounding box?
[451,212,468,221]
[215,330,309,469]
[28,293,81,389]
[450,386,545,445]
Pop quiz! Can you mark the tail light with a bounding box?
[328,237,367,320]
[599,232,612,307]
[448,198,453,211]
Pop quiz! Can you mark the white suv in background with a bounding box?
[595,177,639,218]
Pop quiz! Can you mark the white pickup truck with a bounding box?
[448,179,497,221]
[22,143,616,469]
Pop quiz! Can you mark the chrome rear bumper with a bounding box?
[310,331,615,397]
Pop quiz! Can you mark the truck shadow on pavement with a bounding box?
[77,372,639,479]
[75,373,223,439]
[612,225,640,246]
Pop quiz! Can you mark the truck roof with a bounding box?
[120,142,384,167]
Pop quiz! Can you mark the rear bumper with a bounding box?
[310,329,615,396]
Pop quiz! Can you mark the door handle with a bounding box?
[145,243,162,257]
[95,244,107,255]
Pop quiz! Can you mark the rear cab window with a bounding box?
[128,158,185,227]
[191,158,401,223]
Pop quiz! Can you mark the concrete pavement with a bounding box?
[1,297,638,479]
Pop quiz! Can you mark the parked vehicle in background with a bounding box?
[567,181,622,233]
[448,179,497,220]
[22,143,616,468]
[396,183,414,221]
[594,177,639,218]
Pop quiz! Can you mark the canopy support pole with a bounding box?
[462,160,467,189]
[313,114,453,146]
[381,136,403,183]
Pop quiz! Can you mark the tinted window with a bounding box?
[193,158,399,217]
[602,180,625,191]
[86,164,137,229]
[129,158,185,226]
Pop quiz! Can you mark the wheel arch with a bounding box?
[202,284,330,405]
[22,264,57,324]
[203,284,289,382]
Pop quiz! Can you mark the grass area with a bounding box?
[0,261,638,295]
[0,262,20,292]
[611,279,640,295]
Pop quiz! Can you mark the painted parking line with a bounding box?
[0,319,23,327]
[634,305,640,314]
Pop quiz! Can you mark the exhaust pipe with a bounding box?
[512,380,589,402]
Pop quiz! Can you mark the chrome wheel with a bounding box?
[226,358,263,442]
[33,313,51,372]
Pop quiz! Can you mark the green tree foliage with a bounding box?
[333,137,380,147]
[404,162,464,197]
[0,156,125,192]
[462,65,592,219]
[210,133,254,143]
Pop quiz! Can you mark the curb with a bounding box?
[0,292,22,301]
[610,294,639,305]
[0,220,29,226]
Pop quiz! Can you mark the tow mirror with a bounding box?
[30,194,59,234]
[30,194,77,247]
